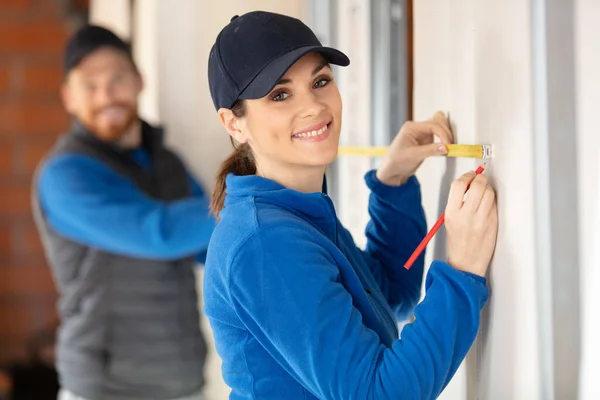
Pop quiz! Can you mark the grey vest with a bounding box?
[32,121,207,400]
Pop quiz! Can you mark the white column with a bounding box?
[89,0,131,39]
[131,0,160,125]
[577,0,600,398]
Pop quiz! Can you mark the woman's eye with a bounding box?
[314,77,331,89]
[271,91,290,102]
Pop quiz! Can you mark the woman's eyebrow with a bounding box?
[275,61,331,86]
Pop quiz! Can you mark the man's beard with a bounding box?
[84,103,138,142]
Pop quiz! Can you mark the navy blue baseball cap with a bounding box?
[208,11,350,111]
[64,25,135,76]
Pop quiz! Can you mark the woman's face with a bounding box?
[230,53,342,175]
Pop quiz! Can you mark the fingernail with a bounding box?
[438,145,448,154]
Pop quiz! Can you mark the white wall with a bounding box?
[414,1,541,398]
[576,0,600,398]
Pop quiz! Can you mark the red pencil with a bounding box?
[404,164,486,270]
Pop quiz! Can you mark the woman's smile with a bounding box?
[291,121,332,142]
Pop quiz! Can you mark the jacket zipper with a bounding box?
[321,193,399,336]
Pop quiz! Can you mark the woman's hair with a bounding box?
[210,100,256,220]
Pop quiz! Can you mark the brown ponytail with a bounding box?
[210,100,256,220]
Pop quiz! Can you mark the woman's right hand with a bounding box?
[445,171,499,277]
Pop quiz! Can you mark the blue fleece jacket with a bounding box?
[204,170,489,400]
[38,148,215,262]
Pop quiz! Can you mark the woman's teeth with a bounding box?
[293,124,328,138]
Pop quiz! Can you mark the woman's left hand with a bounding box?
[376,110,454,186]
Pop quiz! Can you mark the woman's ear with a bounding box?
[218,108,248,144]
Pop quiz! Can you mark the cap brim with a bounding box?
[238,46,350,101]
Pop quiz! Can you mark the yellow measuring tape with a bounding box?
[338,144,492,159]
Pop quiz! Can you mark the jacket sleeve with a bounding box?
[187,170,207,198]
[186,169,210,264]
[357,170,428,320]
[229,225,488,400]
[38,154,215,260]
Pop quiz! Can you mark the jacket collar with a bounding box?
[224,173,337,239]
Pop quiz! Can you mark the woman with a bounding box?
[204,11,498,400]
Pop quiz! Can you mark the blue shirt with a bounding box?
[38,148,215,262]
[204,170,488,399]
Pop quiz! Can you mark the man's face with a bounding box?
[61,47,143,142]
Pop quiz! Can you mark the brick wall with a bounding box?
[0,0,88,363]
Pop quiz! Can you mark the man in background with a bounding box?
[32,25,215,400]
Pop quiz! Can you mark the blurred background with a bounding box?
[1,0,599,399]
